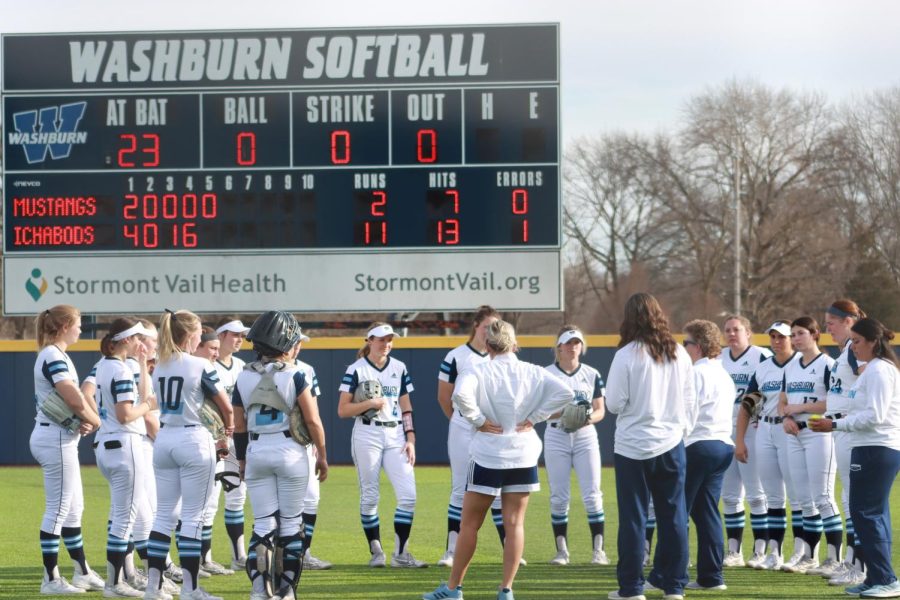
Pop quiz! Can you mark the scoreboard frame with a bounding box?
[1,24,562,315]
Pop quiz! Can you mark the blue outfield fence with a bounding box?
[0,335,839,466]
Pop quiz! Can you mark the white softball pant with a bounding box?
[303,445,320,514]
[447,414,501,510]
[96,432,148,540]
[245,432,308,537]
[29,422,84,534]
[722,413,768,514]
[352,421,416,515]
[755,420,794,509]
[786,426,839,518]
[544,422,603,515]
[152,426,216,540]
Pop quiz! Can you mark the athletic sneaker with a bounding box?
[686,582,727,590]
[230,557,246,571]
[164,564,183,584]
[746,552,766,569]
[248,593,270,600]
[519,557,527,566]
[607,592,646,600]
[391,551,428,568]
[784,557,818,573]
[723,551,745,567]
[831,566,867,587]
[141,588,173,600]
[72,568,106,591]
[755,552,783,571]
[549,550,569,565]
[642,551,651,567]
[496,589,514,600]
[662,595,684,600]
[369,550,387,568]
[808,558,841,577]
[860,581,900,598]
[437,551,454,568]
[423,582,463,600]
[161,577,180,596]
[41,575,86,595]
[126,571,149,591]
[179,587,223,600]
[200,561,233,576]
[782,547,805,571]
[846,582,872,595]
[302,552,333,570]
[103,581,144,597]
[592,549,611,565]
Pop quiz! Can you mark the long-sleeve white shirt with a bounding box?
[837,358,900,451]
[605,341,695,460]
[684,357,735,447]
[453,352,574,469]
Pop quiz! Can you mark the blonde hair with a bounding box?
[486,320,517,354]
[357,321,391,359]
[157,309,201,362]
[553,323,587,362]
[684,319,723,359]
[35,304,80,348]
[723,314,752,334]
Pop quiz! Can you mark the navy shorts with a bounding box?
[466,460,540,497]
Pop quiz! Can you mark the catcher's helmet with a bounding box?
[247,311,302,356]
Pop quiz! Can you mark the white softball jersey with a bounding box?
[746,353,800,418]
[544,362,605,421]
[214,356,246,400]
[340,356,414,423]
[440,343,491,429]
[722,346,773,405]
[296,359,322,398]
[152,353,224,426]
[783,352,834,423]
[96,356,145,435]
[33,345,79,424]
[232,363,309,435]
[826,341,864,415]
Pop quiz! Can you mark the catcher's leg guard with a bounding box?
[246,530,277,598]
[275,532,305,598]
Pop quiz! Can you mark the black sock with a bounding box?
[40,530,60,579]
[278,533,304,589]
[61,527,88,574]
[724,511,745,550]
[750,512,769,547]
[491,507,506,545]
[200,525,213,563]
[361,513,381,548]
[177,536,201,591]
[588,519,604,539]
[302,512,317,551]
[768,508,787,553]
[147,531,171,590]
[394,509,413,555]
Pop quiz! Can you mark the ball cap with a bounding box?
[766,321,792,337]
[216,320,251,335]
[557,329,584,346]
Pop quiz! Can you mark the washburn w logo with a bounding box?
[9,102,88,164]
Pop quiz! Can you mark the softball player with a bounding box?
[191,327,236,577]
[294,330,334,570]
[437,306,505,568]
[720,315,773,567]
[543,325,608,566]
[734,321,800,572]
[821,300,867,586]
[233,311,328,600]
[338,322,426,568]
[143,309,233,600]
[779,317,837,574]
[214,318,252,571]
[30,305,105,595]
[94,318,154,597]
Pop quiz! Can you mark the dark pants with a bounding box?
[684,440,733,587]
[850,445,900,587]
[614,442,689,597]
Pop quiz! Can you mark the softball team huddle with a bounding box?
[27,299,900,600]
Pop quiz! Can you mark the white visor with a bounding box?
[367,324,395,339]
[767,321,792,337]
[216,320,250,335]
[298,328,311,342]
[112,323,150,342]
[557,330,584,346]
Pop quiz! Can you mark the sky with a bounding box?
[2,0,899,143]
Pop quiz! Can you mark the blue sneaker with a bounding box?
[497,588,514,600]
[423,582,463,599]
[861,581,900,598]
[847,582,872,595]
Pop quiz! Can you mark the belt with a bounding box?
[361,418,398,427]
[796,421,808,430]
[250,431,291,441]
[39,422,50,427]
[762,416,783,424]
[826,413,845,420]
[160,423,196,428]
[550,422,563,429]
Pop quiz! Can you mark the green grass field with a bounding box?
[1,465,898,599]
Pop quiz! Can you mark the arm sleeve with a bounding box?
[452,371,485,428]
[746,374,760,395]
[232,382,244,408]
[201,366,225,399]
[401,370,414,395]
[339,368,359,394]
[292,370,309,397]
[42,356,75,387]
[604,349,630,415]
[593,372,606,399]
[438,355,458,383]
[111,367,136,404]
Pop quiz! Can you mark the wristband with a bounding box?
[402,410,415,435]
[234,431,249,461]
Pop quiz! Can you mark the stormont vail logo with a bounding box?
[26,268,49,301]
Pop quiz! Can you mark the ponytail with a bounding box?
[357,321,390,359]
[35,305,80,348]
[157,309,201,363]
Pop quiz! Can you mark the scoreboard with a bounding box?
[1,25,561,314]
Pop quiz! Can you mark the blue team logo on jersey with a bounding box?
[574,390,589,403]
[761,381,782,392]
[786,381,815,393]
[10,102,88,164]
